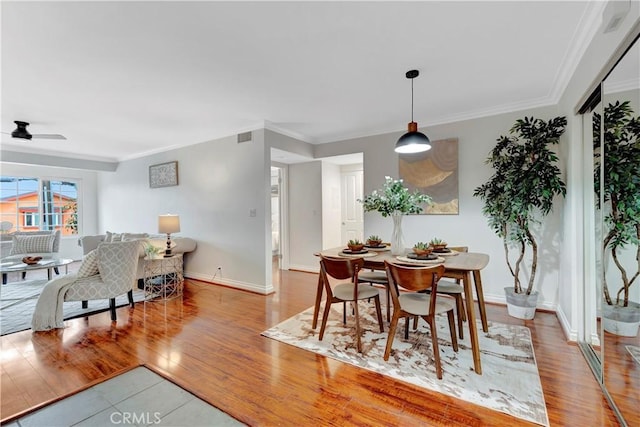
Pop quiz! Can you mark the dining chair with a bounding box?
[384,261,458,379]
[318,255,384,353]
[424,245,469,339]
[357,269,391,321]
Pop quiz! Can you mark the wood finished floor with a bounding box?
[0,268,625,426]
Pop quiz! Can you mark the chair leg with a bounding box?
[82,301,88,309]
[384,313,400,360]
[54,267,60,275]
[22,272,26,280]
[128,290,134,307]
[343,301,347,324]
[386,286,391,322]
[109,298,116,321]
[447,311,459,352]
[319,300,333,341]
[456,295,464,340]
[425,316,443,380]
[353,300,362,353]
[374,296,384,332]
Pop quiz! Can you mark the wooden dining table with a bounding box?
[314,246,490,374]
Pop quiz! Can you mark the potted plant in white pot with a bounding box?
[473,116,567,319]
[359,176,431,255]
[593,100,640,336]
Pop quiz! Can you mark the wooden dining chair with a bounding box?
[384,261,458,379]
[318,255,384,353]
[357,269,391,321]
[424,245,469,339]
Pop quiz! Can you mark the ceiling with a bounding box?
[1,1,606,163]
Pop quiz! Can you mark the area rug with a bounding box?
[262,304,549,426]
[1,280,146,335]
[626,345,640,366]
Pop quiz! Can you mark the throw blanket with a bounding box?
[31,274,78,331]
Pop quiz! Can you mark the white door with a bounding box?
[341,169,363,243]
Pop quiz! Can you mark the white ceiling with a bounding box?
[1,1,606,163]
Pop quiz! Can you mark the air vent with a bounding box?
[237,132,252,143]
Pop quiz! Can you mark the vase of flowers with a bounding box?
[359,176,432,255]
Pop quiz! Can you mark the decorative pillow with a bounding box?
[105,231,122,242]
[9,234,56,255]
[122,232,149,241]
[12,230,60,252]
[77,249,99,278]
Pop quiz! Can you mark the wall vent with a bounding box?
[237,131,252,143]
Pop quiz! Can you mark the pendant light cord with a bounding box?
[411,77,414,122]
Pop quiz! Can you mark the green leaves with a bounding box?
[359,176,432,217]
[473,116,567,294]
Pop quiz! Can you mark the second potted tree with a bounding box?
[474,116,567,319]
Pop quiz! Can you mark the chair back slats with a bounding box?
[385,262,444,292]
[320,255,363,281]
[385,262,444,315]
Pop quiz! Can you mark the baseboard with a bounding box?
[287,264,318,274]
[185,271,274,295]
[555,304,578,342]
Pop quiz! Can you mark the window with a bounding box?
[0,176,79,236]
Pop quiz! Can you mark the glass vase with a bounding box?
[391,213,405,256]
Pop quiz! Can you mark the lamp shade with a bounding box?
[158,214,180,234]
[395,122,432,154]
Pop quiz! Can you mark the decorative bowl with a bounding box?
[431,243,448,251]
[412,247,432,256]
[22,256,42,265]
[347,244,365,252]
[366,239,383,247]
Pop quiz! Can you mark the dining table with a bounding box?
[314,246,490,375]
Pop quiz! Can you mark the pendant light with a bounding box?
[394,69,431,154]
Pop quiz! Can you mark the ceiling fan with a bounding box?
[2,121,67,140]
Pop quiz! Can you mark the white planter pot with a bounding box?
[602,302,640,337]
[504,287,538,320]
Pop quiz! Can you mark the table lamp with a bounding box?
[158,214,180,257]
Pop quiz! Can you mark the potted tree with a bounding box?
[359,176,431,255]
[473,116,567,319]
[594,100,640,336]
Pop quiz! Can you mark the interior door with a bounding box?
[341,168,363,243]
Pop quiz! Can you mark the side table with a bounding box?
[143,254,184,300]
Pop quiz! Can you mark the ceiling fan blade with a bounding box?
[31,134,67,140]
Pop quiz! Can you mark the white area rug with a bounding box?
[1,280,146,335]
[262,304,549,426]
[626,345,640,366]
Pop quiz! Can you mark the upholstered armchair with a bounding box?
[64,240,140,321]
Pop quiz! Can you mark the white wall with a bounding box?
[0,162,98,261]
[97,130,273,294]
[321,161,342,249]
[314,104,562,310]
[287,161,323,271]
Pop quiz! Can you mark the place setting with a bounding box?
[339,239,379,258]
[395,238,453,265]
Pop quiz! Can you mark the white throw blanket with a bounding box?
[31,274,78,332]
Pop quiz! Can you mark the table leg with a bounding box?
[2,273,6,285]
[312,273,324,329]
[463,271,482,374]
[47,268,53,281]
[473,270,489,333]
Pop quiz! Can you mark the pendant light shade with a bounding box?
[395,70,431,154]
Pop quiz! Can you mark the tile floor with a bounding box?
[5,367,244,427]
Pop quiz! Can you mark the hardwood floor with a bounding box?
[0,269,622,426]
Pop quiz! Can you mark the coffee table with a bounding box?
[0,258,74,285]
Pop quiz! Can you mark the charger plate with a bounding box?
[396,255,445,265]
